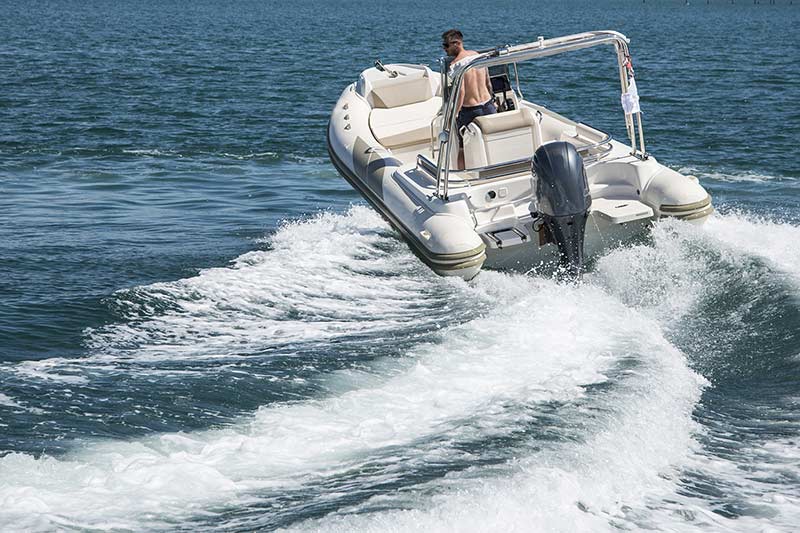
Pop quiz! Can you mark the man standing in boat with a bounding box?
[442,29,497,169]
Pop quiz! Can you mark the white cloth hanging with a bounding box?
[621,76,641,114]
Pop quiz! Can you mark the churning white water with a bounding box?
[2,208,800,531]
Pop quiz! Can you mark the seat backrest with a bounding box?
[358,66,436,109]
[370,76,433,109]
[462,108,543,168]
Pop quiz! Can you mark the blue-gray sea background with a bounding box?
[1,0,799,531]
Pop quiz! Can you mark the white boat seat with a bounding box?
[462,108,543,168]
[370,77,433,109]
[369,96,442,149]
[366,69,435,109]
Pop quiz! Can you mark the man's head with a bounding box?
[441,29,464,56]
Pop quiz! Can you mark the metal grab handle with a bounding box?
[375,59,402,78]
[430,112,443,156]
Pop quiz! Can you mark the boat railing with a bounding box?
[575,132,614,164]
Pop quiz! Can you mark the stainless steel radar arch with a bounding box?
[434,31,646,200]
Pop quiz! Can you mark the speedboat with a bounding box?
[327,31,713,279]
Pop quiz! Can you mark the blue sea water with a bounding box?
[1,0,799,530]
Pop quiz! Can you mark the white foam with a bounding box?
[638,434,800,532]
[89,206,446,358]
[593,212,800,322]
[293,211,800,533]
[0,393,47,414]
[702,212,800,283]
[679,166,790,183]
[0,393,23,409]
[590,211,800,531]
[121,148,177,157]
[0,273,675,531]
[10,359,90,384]
[3,206,458,381]
[219,151,280,160]
[591,218,711,323]
[4,208,797,531]
[293,301,706,532]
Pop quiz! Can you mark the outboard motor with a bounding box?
[532,142,592,279]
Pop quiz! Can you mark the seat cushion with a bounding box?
[464,108,542,167]
[369,97,442,149]
[474,108,532,134]
[370,76,434,109]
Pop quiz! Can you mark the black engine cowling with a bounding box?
[532,142,591,279]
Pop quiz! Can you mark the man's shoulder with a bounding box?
[451,51,480,67]
[457,50,479,61]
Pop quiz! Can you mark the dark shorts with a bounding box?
[457,100,498,137]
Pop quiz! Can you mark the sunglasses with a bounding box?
[442,41,459,49]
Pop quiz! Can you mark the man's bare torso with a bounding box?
[452,51,492,108]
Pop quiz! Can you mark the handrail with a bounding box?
[573,132,613,157]
[582,141,614,165]
[435,30,639,199]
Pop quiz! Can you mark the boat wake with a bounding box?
[679,166,795,184]
[1,208,799,531]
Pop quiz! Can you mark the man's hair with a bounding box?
[441,29,463,43]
